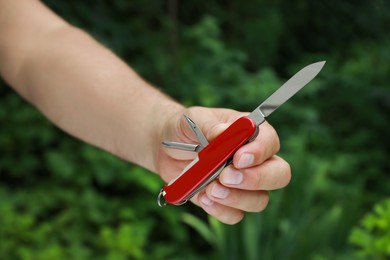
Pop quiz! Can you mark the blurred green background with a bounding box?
[1,0,390,259]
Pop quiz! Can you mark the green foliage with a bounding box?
[349,198,390,259]
[0,93,201,259]
[183,130,363,259]
[1,0,390,259]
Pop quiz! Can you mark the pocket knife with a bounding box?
[157,61,326,207]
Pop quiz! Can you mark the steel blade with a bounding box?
[249,61,325,124]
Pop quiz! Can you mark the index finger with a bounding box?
[232,121,280,169]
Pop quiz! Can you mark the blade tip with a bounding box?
[314,60,326,68]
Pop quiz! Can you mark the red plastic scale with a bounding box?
[162,116,257,205]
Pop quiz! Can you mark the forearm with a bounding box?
[0,0,184,172]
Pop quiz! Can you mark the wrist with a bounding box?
[149,97,185,172]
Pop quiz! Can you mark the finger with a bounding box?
[220,155,291,191]
[204,181,269,212]
[232,121,280,169]
[187,107,244,142]
[196,191,245,225]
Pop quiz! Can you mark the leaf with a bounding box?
[182,213,215,247]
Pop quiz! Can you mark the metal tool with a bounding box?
[158,61,326,207]
[161,115,207,153]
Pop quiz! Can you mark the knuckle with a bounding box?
[264,122,280,154]
[270,127,280,154]
[229,190,243,205]
[279,159,292,187]
[251,191,269,212]
[212,205,244,225]
[201,197,244,225]
[252,169,264,190]
[224,211,244,225]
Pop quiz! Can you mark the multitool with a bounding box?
[158,61,326,207]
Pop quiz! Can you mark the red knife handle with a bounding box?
[162,116,258,205]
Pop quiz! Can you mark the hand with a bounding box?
[155,106,291,225]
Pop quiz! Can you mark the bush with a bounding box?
[349,198,390,259]
[1,0,390,258]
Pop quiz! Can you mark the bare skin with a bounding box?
[0,0,291,224]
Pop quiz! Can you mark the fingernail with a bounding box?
[200,194,214,206]
[237,153,254,168]
[211,184,230,199]
[222,168,243,185]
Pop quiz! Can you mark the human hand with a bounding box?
[155,106,291,225]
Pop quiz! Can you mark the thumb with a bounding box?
[203,122,229,142]
[178,114,229,144]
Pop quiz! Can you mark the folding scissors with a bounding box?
[158,61,326,207]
